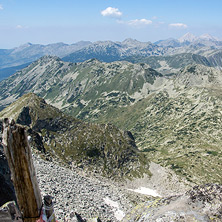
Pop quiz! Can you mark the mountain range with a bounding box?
[0,33,222,81]
[0,41,91,69]
[0,55,222,185]
[156,32,221,47]
[1,33,222,221]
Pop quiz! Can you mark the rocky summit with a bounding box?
[32,153,149,222]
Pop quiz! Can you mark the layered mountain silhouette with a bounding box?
[0,33,222,80]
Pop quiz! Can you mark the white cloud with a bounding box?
[169,23,188,29]
[0,5,3,10]
[118,19,152,27]
[101,7,122,18]
[16,25,23,29]
[129,19,152,26]
[16,25,29,29]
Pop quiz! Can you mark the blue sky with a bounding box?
[0,0,221,48]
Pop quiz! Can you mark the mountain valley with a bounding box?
[1,34,222,221]
[0,54,222,186]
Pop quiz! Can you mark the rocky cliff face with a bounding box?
[0,121,16,206]
[0,147,16,206]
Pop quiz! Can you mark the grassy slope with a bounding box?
[92,88,222,184]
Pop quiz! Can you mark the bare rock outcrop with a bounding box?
[123,184,222,221]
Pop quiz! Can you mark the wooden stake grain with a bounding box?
[2,118,42,222]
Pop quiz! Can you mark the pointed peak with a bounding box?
[23,42,32,46]
[0,93,47,120]
[199,33,217,41]
[13,42,33,51]
[122,38,140,44]
[38,55,61,62]
[19,42,33,48]
[178,33,197,43]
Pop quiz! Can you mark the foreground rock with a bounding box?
[34,152,222,222]
[0,147,16,207]
[123,184,222,222]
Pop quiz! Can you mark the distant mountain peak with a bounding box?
[22,42,32,47]
[38,55,61,62]
[178,33,197,43]
[199,33,217,41]
[94,40,115,45]
[14,42,33,50]
[122,38,140,44]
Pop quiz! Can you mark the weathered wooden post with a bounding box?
[2,118,42,222]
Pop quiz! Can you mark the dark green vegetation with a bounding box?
[62,39,163,63]
[123,53,213,74]
[0,93,149,179]
[0,56,222,184]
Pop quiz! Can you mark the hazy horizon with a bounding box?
[0,0,221,48]
[1,32,220,50]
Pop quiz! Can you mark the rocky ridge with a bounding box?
[2,145,220,222]
[0,93,149,180]
[122,53,215,75]
[32,148,192,221]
